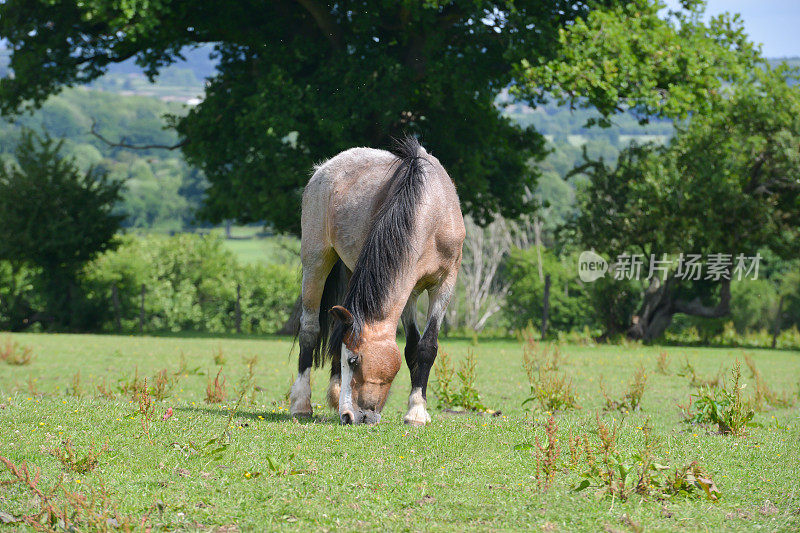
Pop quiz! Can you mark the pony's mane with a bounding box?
[330,136,428,353]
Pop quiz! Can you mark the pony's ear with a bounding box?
[330,305,354,326]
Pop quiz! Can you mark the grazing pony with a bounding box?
[289,137,465,425]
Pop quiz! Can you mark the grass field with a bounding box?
[210,227,300,267]
[1,333,798,531]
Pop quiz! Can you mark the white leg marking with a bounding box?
[289,368,312,417]
[339,344,356,422]
[404,387,431,426]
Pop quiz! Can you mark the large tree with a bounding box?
[569,66,800,340]
[0,131,123,330]
[0,0,758,234]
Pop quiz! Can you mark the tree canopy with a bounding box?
[0,130,123,329]
[569,66,800,339]
[0,0,759,234]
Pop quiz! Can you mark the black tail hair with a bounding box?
[328,136,428,362]
[313,259,350,368]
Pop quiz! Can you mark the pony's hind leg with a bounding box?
[404,282,454,426]
[401,292,421,377]
[290,250,336,417]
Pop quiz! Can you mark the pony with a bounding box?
[289,137,465,425]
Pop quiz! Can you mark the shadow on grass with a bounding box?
[174,405,334,424]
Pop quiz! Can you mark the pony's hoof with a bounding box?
[403,408,431,427]
[290,400,313,418]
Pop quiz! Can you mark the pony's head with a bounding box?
[331,305,401,424]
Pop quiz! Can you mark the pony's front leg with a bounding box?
[289,308,318,417]
[290,252,336,417]
[404,283,453,426]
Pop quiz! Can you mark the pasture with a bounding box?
[1,333,798,531]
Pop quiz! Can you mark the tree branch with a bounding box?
[672,278,731,318]
[89,121,187,151]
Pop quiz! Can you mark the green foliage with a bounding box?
[523,368,579,413]
[585,275,641,338]
[0,89,205,231]
[572,419,721,502]
[568,65,800,339]
[516,0,759,123]
[1,0,756,235]
[687,362,754,435]
[83,233,300,334]
[504,247,593,332]
[432,350,486,412]
[0,130,122,330]
[730,279,778,332]
[601,365,648,412]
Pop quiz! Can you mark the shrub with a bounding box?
[744,354,795,409]
[524,368,579,412]
[504,247,594,333]
[205,369,227,404]
[730,279,778,332]
[687,361,754,435]
[655,351,670,375]
[83,233,300,334]
[534,415,560,491]
[573,418,721,501]
[601,365,648,412]
[585,275,641,338]
[520,328,567,377]
[0,337,33,365]
[432,350,486,411]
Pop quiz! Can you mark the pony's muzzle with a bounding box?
[339,409,381,425]
[340,409,358,425]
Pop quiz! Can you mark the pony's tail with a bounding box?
[313,259,350,368]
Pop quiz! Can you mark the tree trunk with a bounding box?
[628,277,731,341]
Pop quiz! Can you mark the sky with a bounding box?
[666,0,800,57]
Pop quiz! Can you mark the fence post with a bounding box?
[771,295,784,349]
[541,273,551,339]
[139,284,146,334]
[235,283,242,334]
[111,284,122,333]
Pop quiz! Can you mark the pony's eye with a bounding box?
[347,354,360,367]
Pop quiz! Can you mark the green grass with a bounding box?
[209,228,300,266]
[1,333,798,531]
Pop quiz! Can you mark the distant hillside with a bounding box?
[0,88,206,232]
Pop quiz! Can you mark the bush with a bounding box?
[730,279,778,332]
[584,275,640,338]
[83,233,299,333]
[504,247,594,333]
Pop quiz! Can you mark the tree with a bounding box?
[569,66,800,340]
[0,130,123,330]
[0,0,758,234]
